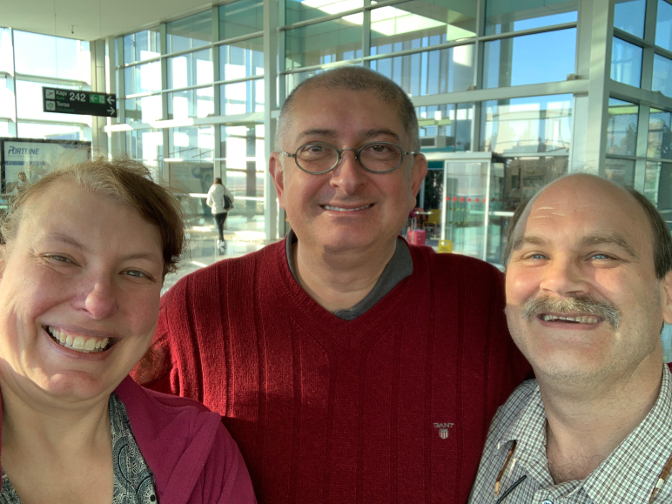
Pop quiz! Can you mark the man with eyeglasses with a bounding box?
[137,66,529,503]
[469,174,672,503]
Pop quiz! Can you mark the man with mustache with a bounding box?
[469,173,672,503]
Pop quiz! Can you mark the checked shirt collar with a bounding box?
[497,365,672,503]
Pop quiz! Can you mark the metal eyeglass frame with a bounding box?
[281,141,419,175]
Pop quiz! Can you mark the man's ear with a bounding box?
[411,153,428,197]
[269,153,287,210]
[661,270,672,325]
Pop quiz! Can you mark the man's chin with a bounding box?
[530,352,613,383]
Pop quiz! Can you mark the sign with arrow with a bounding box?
[43,87,117,118]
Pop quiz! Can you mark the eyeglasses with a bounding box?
[282,141,418,175]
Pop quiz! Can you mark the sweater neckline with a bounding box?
[267,238,430,351]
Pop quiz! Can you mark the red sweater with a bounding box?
[137,240,530,504]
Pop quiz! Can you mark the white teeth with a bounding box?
[45,326,110,353]
[541,315,600,324]
[323,204,372,212]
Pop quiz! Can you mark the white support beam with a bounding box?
[573,0,614,174]
[263,0,279,241]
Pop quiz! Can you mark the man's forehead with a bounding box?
[514,176,651,247]
[286,88,404,139]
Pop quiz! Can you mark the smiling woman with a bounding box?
[0,159,255,504]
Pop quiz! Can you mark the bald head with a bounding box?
[504,174,672,278]
[275,66,420,153]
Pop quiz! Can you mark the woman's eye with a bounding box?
[124,269,149,279]
[590,253,612,260]
[46,255,73,264]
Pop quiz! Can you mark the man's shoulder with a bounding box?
[117,377,221,433]
[502,379,539,411]
[489,379,540,433]
[408,245,502,275]
[166,241,285,297]
[406,246,504,301]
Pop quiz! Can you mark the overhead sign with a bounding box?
[42,87,117,118]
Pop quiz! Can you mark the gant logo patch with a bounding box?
[433,422,454,440]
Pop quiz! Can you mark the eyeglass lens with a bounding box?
[295,143,403,173]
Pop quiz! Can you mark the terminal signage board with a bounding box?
[42,87,117,118]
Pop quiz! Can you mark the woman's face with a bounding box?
[0,181,164,407]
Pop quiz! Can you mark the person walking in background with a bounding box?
[207,177,234,251]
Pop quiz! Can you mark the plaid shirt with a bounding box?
[469,365,672,503]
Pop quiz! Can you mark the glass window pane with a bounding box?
[370,45,474,96]
[220,79,264,115]
[124,61,162,95]
[220,124,266,233]
[126,129,164,163]
[123,95,163,124]
[483,29,576,88]
[653,54,672,97]
[656,0,672,51]
[649,108,672,159]
[0,119,10,137]
[485,0,578,35]
[489,156,568,261]
[285,19,362,69]
[614,0,646,38]
[123,29,161,64]
[169,125,214,161]
[605,157,635,186]
[645,161,672,225]
[17,122,86,140]
[167,10,212,53]
[611,37,643,87]
[0,76,14,118]
[14,31,90,82]
[0,28,13,73]
[167,49,213,89]
[219,38,264,80]
[369,1,476,55]
[606,98,638,156]
[480,94,573,154]
[169,88,215,119]
[416,103,474,152]
[219,0,264,39]
[284,69,326,98]
[286,0,364,25]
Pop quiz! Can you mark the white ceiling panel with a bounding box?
[0,0,215,41]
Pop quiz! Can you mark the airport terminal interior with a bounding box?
[1,0,672,351]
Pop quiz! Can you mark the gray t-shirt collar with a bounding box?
[285,229,413,320]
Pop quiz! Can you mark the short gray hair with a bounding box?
[275,66,420,153]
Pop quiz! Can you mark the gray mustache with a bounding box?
[520,296,621,329]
